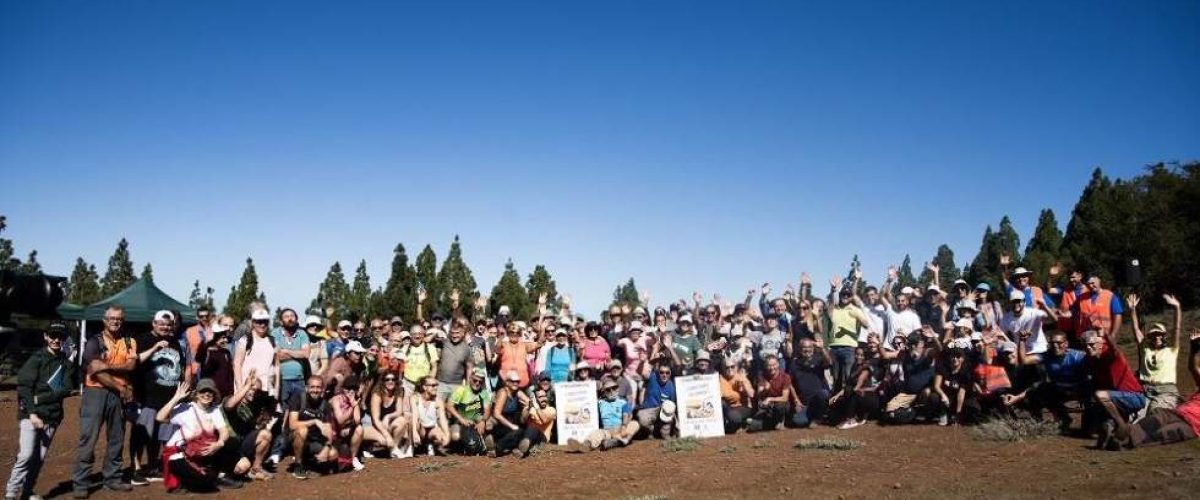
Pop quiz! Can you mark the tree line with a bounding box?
[3,161,1195,321]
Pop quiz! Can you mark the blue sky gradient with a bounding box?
[3,1,1198,315]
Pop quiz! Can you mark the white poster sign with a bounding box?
[554,380,599,445]
[675,374,724,439]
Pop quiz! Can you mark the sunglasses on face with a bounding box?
[384,377,397,382]
[253,320,269,325]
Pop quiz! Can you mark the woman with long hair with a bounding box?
[363,371,411,458]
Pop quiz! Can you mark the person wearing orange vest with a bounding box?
[1048,266,1086,339]
[1073,275,1124,342]
[183,304,215,379]
[72,305,138,497]
[1003,265,1056,310]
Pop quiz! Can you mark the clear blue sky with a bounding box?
[3,1,1198,316]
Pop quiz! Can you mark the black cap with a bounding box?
[431,313,446,321]
[46,322,68,337]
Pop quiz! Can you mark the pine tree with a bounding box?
[994,216,1022,266]
[140,263,154,283]
[100,238,136,296]
[919,245,960,290]
[188,279,215,310]
[16,250,41,275]
[841,255,866,294]
[223,257,263,322]
[312,262,351,323]
[611,278,642,309]
[348,260,372,319]
[66,257,103,305]
[897,255,917,288]
[368,288,387,320]
[1024,209,1063,285]
[1062,168,1133,285]
[525,265,559,311]
[414,245,440,315]
[0,215,15,271]
[965,226,998,289]
[382,243,418,322]
[436,235,479,317]
[489,259,531,319]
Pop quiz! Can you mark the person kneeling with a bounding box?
[157,379,244,494]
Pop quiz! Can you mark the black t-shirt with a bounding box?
[937,364,973,395]
[901,355,936,394]
[287,391,329,424]
[135,331,185,409]
[228,390,276,437]
[789,355,830,397]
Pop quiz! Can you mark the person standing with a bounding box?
[183,304,215,378]
[130,310,189,486]
[271,309,311,408]
[6,323,78,500]
[72,305,137,498]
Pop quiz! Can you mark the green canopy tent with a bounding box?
[56,278,196,359]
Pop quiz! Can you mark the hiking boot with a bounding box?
[104,482,133,493]
[291,465,310,480]
[217,476,244,489]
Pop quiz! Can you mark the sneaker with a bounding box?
[426,445,434,457]
[838,419,863,430]
[937,414,949,426]
[390,447,403,459]
[599,438,621,451]
[266,453,281,467]
[351,458,364,472]
[129,472,148,487]
[394,443,413,459]
[745,418,763,433]
[515,438,531,458]
[291,465,310,480]
[104,482,133,493]
[217,476,244,490]
[361,450,376,459]
[143,470,163,483]
[484,434,496,452]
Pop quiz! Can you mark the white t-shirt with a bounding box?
[1000,308,1049,355]
[166,402,227,447]
[859,304,887,343]
[885,307,922,350]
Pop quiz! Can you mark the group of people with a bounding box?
[6,262,1200,500]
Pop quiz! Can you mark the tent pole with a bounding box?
[78,319,86,366]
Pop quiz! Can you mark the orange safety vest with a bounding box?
[85,334,136,389]
[1076,289,1115,333]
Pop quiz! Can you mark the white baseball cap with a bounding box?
[304,315,322,327]
[1008,290,1026,302]
[345,340,367,353]
[251,309,271,321]
[154,310,173,322]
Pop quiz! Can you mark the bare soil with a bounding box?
[1,394,1198,500]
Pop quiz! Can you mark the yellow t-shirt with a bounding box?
[1139,346,1178,385]
[829,307,859,348]
[403,343,439,384]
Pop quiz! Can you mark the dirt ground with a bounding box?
[0,394,1197,500]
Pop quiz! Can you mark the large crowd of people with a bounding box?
[5,263,1200,499]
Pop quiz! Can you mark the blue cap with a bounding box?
[974,283,991,292]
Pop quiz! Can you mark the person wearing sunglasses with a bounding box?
[364,371,413,459]
[183,304,215,379]
[446,368,491,455]
[410,377,450,456]
[1009,330,1087,433]
[636,361,677,439]
[6,322,78,500]
[1083,324,1146,450]
[569,378,638,452]
[1128,293,1183,412]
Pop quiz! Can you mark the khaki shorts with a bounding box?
[885,393,918,412]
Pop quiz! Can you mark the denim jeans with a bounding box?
[271,379,306,457]
[6,419,56,498]
[829,346,856,395]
